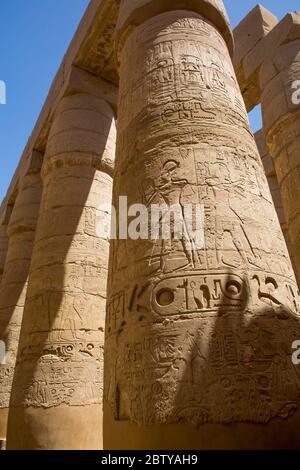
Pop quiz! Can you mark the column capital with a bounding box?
[115,0,233,58]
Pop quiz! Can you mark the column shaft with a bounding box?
[104,0,300,449]
[0,226,8,287]
[0,171,42,439]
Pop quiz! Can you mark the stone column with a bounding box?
[7,92,116,450]
[0,165,42,440]
[0,226,8,287]
[0,225,8,449]
[254,129,295,267]
[260,40,300,285]
[104,0,300,450]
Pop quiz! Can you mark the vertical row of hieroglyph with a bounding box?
[104,0,300,449]
[234,6,300,285]
[5,89,117,449]
[0,153,43,441]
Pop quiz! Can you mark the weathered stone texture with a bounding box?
[260,20,300,284]
[7,92,116,450]
[0,0,299,451]
[104,0,300,450]
[233,5,278,112]
[116,0,233,56]
[255,130,290,251]
[0,167,42,439]
[234,10,300,285]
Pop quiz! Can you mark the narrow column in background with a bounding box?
[104,0,300,450]
[0,157,42,440]
[261,39,300,284]
[0,225,8,287]
[7,92,116,450]
[254,129,295,270]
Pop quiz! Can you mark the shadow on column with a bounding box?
[0,168,42,441]
[170,270,300,449]
[7,93,116,450]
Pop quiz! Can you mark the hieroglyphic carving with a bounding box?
[261,40,300,283]
[105,8,300,431]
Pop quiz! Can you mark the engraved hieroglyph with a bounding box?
[0,166,42,440]
[7,92,116,450]
[104,3,300,445]
[261,39,300,284]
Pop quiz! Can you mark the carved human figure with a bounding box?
[145,159,201,271]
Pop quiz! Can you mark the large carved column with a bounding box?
[0,165,42,440]
[7,92,116,450]
[104,0,300,450]
[260,39,300,284]
[0,226,8,287]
